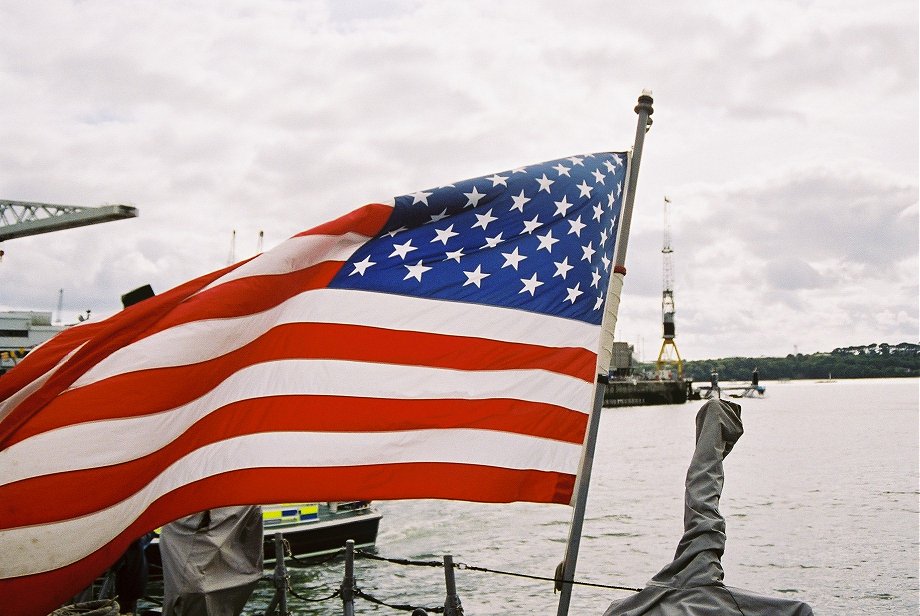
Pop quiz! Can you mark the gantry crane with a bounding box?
[655,195,683,379]
[0,199,137,242]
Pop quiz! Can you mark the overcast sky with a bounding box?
[0,0,917,361]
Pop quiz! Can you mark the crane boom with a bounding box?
[0,200,138,242]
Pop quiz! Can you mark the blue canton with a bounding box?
[329,152,627,326]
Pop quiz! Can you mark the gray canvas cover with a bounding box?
[604,399,813,615]
[160,505,264,616]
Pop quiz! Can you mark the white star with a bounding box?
[463,264,490,288]
[568,156,585,166]
[510,190,531,213]
[536,230,559,253]
[349,255,376,276]
[591,268,601,288]
[613,153,624,166]
[411,190,432,205]
[386,226,407,238]
[581,241,596,262]
[472,209,498,230]
[593,202,604,222]
[446,248,465,263]
[603,160,617,173]
[501,247,527,270]
[594,294,604,310]
[519,273,543,296]
[592,169,606,185]
[609,214,618,231]
[553,163,571,177]
[536,174,554,193]
[522,215,541,234]
[482,232,504,248]
[488,173,509,187]
[431,224,459,245]
[429,209,449,223]
[600,227,608,245]
[567,215,586,237]
[464,186,487,207]
[553,257,574,279]
[564,283,584,304]
[616,181,622,198]
[554,196,573,217]
[512,166,528,174]
[390,239,417,260]
[601,253,611,271]
[404,260,431,282]
[577,180,593,198]
[607,192,615,208]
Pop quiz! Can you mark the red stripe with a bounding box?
[0,396,586,527]
[11,323,595,442]
[293,202,392,238]
[0,464,572,616]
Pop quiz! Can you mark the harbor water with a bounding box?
[155,378,919,614]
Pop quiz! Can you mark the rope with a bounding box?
[355,549,641,593]
[287,584,340,604]
[354,587,445,613]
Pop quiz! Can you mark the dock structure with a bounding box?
[604,378,691,407]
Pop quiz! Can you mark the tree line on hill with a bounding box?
[642,342,919,382]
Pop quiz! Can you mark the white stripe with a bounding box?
[71,289,601,388]
[0,429,580,578]
[1,359,592,486]
[200,231,372,292]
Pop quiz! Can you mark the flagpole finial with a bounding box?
[635,90,654,132]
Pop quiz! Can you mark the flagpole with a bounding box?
[556,90,654,616]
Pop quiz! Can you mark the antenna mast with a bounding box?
[656,196,683,379]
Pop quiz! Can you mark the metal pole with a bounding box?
[443,555,463,615]
[272,533,288,616]
[341,539,355,616]
[556,90,654,616]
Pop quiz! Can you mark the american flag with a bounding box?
[0,152,627,614]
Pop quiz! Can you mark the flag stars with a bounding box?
[600,228,608,245]
[488,173,509,187]
[463,264,490,288]
[349,255,376,276]
[581,241,596,262]
[429,209,449,223]
[522,215,541,234]
[446,248,465,263]
[464,186,487,208]
[390,239,417,259]
[501,247,527,270]
[431,224,459,245]
[567,215,586,237]
[554,196,573,217]
[564,283,584,304]
[601,253,611,271]
[519,273,543,296]
[411,190,432,205]
[591,169,606,185]
[591,268,601,288]
[594,294,604,310]
[553,257,574,279]
[404,260,431,282]
[553,163,571,177]
[577,180,593,198]
[386,226,407,238]
[536,230,559,253]
[603,160,617,173]
[472,209,498,230]
[593,202,604,222]
[536,174,554,193]
[482,232,504,249]
[510,190,531,213]
[568,156,585,166]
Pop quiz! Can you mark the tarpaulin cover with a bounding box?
[160,505,263,616]
[604,399,813,615]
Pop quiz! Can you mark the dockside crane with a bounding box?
[656,195,683,379]
[0,199,137,242]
